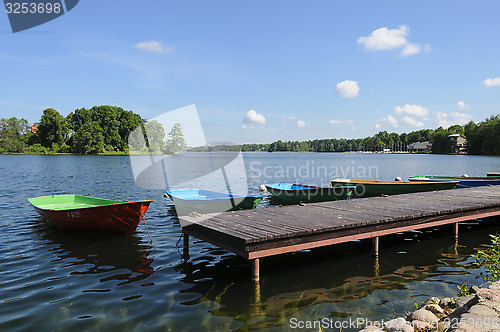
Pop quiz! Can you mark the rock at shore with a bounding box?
[358,283,500,332]
[383,318,414,332]
[408,308,439,324]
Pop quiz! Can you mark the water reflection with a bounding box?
[32,217,155,286]
[174,219,498,330]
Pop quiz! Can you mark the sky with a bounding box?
[1,0,500,144]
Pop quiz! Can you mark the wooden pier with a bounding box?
[180,186,500,282]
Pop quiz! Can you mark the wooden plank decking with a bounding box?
[180,186,500,281]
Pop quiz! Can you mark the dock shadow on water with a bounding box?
[173,218,499,331]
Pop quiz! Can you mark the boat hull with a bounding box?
[28,195,153,234]
[166,190,262,215]
[331,179,457,198]
[409,176,500,188]
[265,184,355,204]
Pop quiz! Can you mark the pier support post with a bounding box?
[252,258,260,283]
[453,222,459,239]
[182,233,190,260]
[372,236,379,258]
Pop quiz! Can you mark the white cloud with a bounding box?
[281,115,298,120]
[351,126,356,131]
[380,115,399,128]
[358,25,409,50]
[450,112,473,124]
[329,119,354,124]
[400,116,424,128]
[375,123,381,129]
[456,101,471,111]
[481,77,500,86]
[296,120,310,128]
[435,110,448,126]
[435,111,473,127]
[134,40,175,53]
[334,80,360,98]
[401,43,421,56]
[394,104,429,117]
[241,109,266,129]
[358,25,429,57]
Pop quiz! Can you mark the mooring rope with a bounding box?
[142,214,153,243]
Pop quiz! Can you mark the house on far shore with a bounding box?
[449,134,467,154]
[407,141,432,153]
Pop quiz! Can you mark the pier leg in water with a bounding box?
[252,258,260,283]
[253,278,262,307]
[372,236,380,258]
[453,222,459,255]
[182,233,190,260]
[374,256,380,277]
[251,258,262,308]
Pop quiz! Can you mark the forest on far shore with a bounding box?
[0,105,499,156]
[0,106,144,154]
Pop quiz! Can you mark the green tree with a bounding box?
[67,105,144,154]
[431,127,451,154]
[71,121,105,154]
[165,123,187,154]
[144,120,166,153]
[37,108,68,148]
[447,124,464,135]
[464,120,481,154]
[0,117,30,153]
[480,115,500,155]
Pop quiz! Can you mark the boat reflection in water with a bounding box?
[32,217,155,286]
[174,218,498,331]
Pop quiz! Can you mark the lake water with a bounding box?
[1,153,499,331]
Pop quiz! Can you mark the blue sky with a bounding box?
[1,1,500,144]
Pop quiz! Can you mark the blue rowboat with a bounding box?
[166,189,263,215]
[408,175,500,188]
[265,183,355,204]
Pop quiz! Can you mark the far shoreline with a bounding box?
[1,151,500,157]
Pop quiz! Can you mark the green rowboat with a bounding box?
[331,179,457,198]
[265,183,355,204]
[28,195,153,234]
